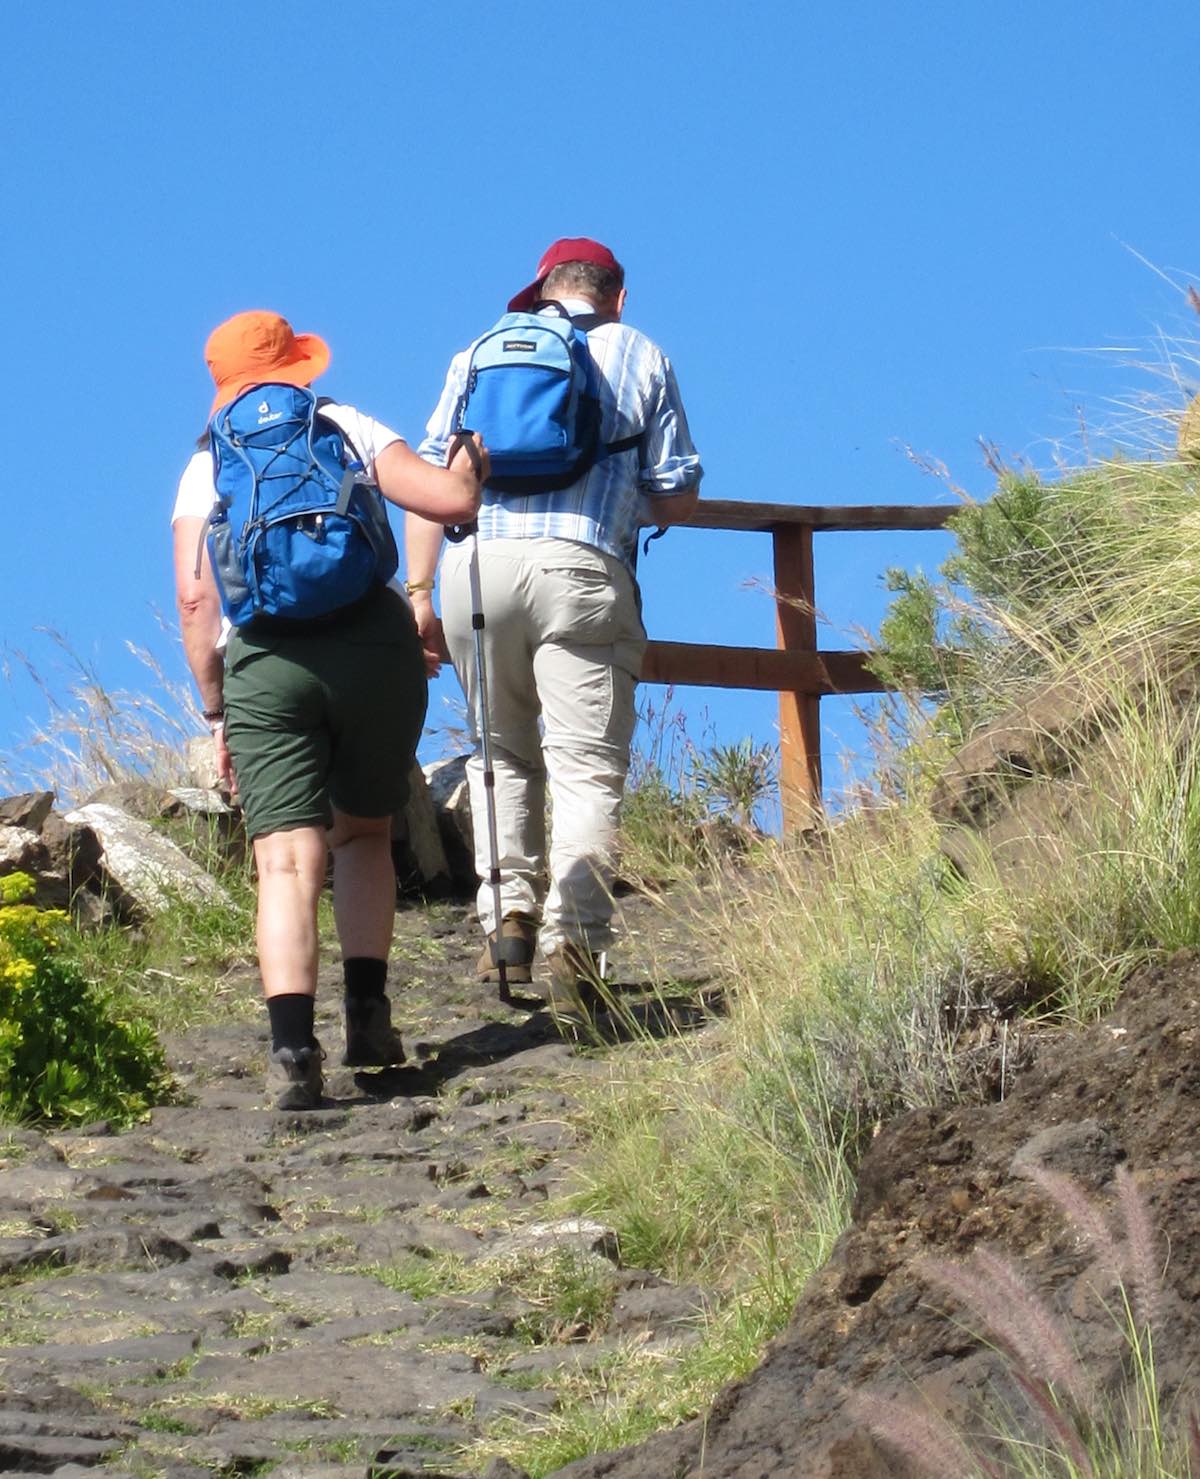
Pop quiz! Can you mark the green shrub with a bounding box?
[0,873,169,1126]
[871,460,1200,740]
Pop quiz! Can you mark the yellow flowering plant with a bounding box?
[0,872,167,1125]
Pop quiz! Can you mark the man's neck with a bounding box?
[548,295,601,316]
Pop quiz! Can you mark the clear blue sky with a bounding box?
[3,1,1198,804]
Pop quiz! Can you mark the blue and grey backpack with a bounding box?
[454,303,639,494]
[200,384,398,626]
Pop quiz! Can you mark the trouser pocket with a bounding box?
[538,565,621,645]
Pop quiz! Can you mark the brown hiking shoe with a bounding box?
[265,1041,325,1110]
[475,915,538,985]
[542,943,606,1028]
[342,995,406,1067]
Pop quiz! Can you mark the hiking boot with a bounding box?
[475,915,538,986]
[542,943,605,1028]
[265,1042,325,1110]
[342,995,406,1067]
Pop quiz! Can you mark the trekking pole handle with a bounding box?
[448,428,485,479]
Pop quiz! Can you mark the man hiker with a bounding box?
[172,309,485,1108]
[409,238,702,1020]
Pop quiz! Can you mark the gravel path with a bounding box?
[0,891,717,1479]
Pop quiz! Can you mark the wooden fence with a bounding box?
[638,499,956,832]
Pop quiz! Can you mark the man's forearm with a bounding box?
[643,488,700,525]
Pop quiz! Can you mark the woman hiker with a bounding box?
[172,309,486,1108]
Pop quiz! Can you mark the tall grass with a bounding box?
[1,627,201,801]
[851,1168,1198,1478]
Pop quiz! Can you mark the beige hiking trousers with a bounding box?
[441,537,646,954]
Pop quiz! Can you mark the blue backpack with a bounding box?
[454,304,639,493]
[201,384,398,626]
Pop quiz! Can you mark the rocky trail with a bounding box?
[0,889,716,1479]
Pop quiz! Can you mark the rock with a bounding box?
[0,1329,199,1368]
[482,1461,533,1479]
[69,887,116,930]
[39,811,105,892]
[178,1341,497,1420]
[424,754,475,888]
[0,824,50,875]
[1009,1118,1121,1186]
[0,1227,192,1276]
[204,1244,291,1281]
[392,762,451,895]
[608,1282,713,1337]
[0,791,56,831]
[0,1433,127,1468]
[488,1217,620,1265]
[184,734,223,790]
[165,787,236,817]
[62,803,229,915]
[83,781,177,820]
[1,1160,87,1202]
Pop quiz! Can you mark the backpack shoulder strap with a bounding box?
[569,311,617,332]
[314,396,367,473]
[529,298,573,321]
[564,315,642,459]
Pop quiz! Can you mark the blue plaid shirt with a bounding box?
[418,298,702,569]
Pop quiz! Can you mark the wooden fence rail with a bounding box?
[638,499,956,832]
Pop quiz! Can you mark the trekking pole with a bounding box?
[446,432,510,1005]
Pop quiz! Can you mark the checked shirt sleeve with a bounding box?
[637,353,703,497]
[417,352,470,467]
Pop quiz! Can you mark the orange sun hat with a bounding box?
[205,310,331,418]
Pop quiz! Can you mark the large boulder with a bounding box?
[62,803,228,918]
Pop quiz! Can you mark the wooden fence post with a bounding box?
[637,500,954,831]
[772,523,820,830]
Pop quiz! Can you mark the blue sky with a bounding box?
[3,0,1198,807]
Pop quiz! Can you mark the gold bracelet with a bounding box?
[403,578,436,595]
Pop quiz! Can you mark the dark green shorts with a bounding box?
[222,586,427,841]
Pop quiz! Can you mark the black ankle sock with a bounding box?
[267,993,316,1053]
[343,957,388,1003]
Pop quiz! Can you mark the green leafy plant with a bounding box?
[0,872,169,1126]
[691,736,777,831]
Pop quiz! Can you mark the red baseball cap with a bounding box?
[507,237,623,312]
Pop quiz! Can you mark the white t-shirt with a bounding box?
[171,402,404,522]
